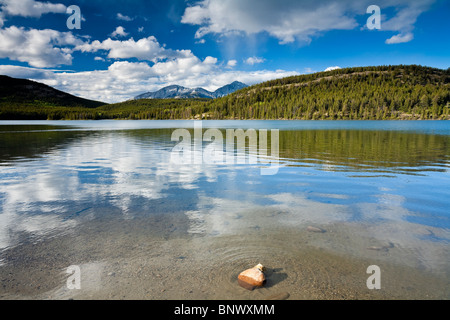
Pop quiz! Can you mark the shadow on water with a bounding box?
[264,267,289,288]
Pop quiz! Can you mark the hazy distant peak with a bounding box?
[134,81,248,100]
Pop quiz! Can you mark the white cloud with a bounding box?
[182,0,358,44]
[138,26,144,33]
[203,56,217,64]
[381,0,434,44]
[245,56,265,65]
[0,26,182,68]
[0,0,66,18]
[117,13,133,21]
[0,64,54,79]
[227,60,237,68]
[107,61,155,82]
[325,66,341,72]
[0,26,83,68]
[381,1,433,32]
[150,55,218,83]
[110,26,129,38]
[0,62,298,103]
[181,0,435,44]
[385,32,414,44]
[304,67,316,73]
[75,36,192,62]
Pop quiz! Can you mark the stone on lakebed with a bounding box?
[238,263,266,291]
[307,226,326,233]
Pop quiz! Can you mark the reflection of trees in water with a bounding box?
[1,126,449,173]
[0,126,91,163]
[279,130,450,172]
[119,128,450,173]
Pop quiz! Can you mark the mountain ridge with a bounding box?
[0,75,105,108]
[0,65,448,120]
[134,81,247,100]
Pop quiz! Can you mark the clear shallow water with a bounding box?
[0,120,449,299]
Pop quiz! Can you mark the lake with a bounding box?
[0,120,449,299]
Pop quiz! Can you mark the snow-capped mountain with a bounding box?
[213,81,248,97]
[134,81,247,100]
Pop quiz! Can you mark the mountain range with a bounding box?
[134,81,248,100]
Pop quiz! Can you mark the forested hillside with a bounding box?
[204,65,450,120]
[0,75,105,119]
[102,65,450,120]
[0,65,449,120]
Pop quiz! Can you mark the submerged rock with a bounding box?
[307,226,326,233]
[367,242,394,251]
[265,292,290,300]
[367,246,386,251]
[238,264,266,291]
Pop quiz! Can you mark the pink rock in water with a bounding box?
[307,226,326,233]
[238,264,266,290]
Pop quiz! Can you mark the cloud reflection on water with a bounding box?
[0,123,449,274]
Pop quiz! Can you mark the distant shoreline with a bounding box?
[1,118,449,121]
[2,65,449,121]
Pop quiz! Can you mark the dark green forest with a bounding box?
[1,65,449,120]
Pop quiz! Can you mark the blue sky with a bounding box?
[0,0,449,102]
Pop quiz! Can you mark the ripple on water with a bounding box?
[194,235,341,299]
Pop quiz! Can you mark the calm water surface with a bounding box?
[0,120,449,299]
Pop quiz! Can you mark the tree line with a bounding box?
[0,65,448,120]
